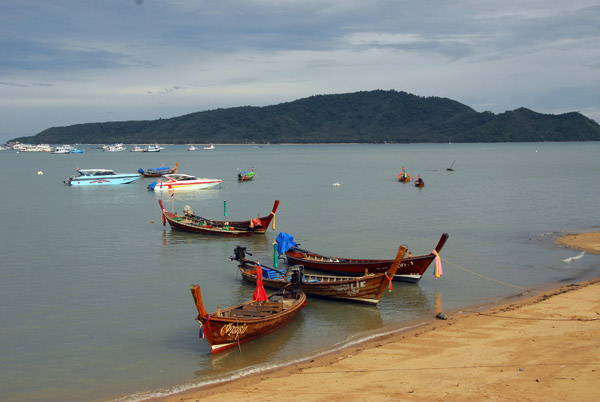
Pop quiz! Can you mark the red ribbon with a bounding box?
[384,272,393,292]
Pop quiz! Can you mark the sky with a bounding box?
[1,0,599,143]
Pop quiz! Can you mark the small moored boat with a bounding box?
[237,168,255,181]
[233,245,407,305]
[190,281,306,354]
[397,166,411,182]
[64,169,141,186]
[158,199,279,235]
[138,162,178,177]
[147,173,222,191]
[414,175,424,187]
[284,233,449,283]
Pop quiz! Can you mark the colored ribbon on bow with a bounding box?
[271,211,276,230]
[433,250,443,279]
[201,314,210,339]
[384,272,393,292]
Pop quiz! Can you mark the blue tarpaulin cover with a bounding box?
[276,232,297,254]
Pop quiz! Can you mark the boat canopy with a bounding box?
[276,232,297,254]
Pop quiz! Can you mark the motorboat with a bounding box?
[187,145,197,151]
[203,144,215,150]
[51,145,74,154]
[130,146,145,152]
[143,144,164,152]
[64,169,142,186]
[147,173,222,191]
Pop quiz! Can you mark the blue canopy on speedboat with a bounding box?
[276,232,297,254]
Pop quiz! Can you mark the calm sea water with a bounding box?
[1,143,599,401]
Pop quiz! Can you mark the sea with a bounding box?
[1,142,599,402]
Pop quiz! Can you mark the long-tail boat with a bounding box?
[233,245,407,305]
[138,162,178,177]
[190,283,307,354]
[284,233,448,283]
[158,199,279,236]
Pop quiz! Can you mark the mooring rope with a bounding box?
[441,257,531,292]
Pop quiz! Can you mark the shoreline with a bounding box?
[151,232,600,401]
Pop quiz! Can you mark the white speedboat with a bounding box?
[203,144,215,150]
[187,145,197,151]
[144,144,164,152]
[64,169,141,186]
[147,173,222,191]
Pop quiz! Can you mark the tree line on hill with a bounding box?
[11,90,600,144]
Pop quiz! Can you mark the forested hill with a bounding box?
[12,90,600,144]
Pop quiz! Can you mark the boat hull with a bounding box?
[191,285,306,354]
[149,180,221,190]
[285,234,448,283]
[159,200,279,235]
[65,174,141,185]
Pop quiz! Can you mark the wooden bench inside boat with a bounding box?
[225,301,285,318]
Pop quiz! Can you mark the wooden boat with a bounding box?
[414,175,424,187]
[233,245,407,305]
[238,168,255,181]
[284,233,449,283]
[158,199,279,236]
[397,166,411,182]
[190,283,307,354]
[138,162,178,177]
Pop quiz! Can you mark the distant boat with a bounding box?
[187,145,197,151]
[203,144,215,150]
[414,175,424,187]
[64,169,141,186]
[130,146,145,152]
[447,160,456,171]
[51,145,74,154]
[138,162,178,177]
[397,166,411,182]
[237,168,255,181]
[143,144,164,152]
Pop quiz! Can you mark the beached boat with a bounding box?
[190,282,307,354]
[147,173,222,191]
[138,162,178,177]
[233,245,407,304]
[158,199,279,235]
[284,233,449,283]
[64,169,141,186]
[237,168,255,181]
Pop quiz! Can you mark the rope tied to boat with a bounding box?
[384,272,393,292]
[441,257,531,292]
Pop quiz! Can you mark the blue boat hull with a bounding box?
[66,174,141,186]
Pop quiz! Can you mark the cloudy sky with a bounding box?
[1,0,599,142]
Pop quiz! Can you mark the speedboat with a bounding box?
[147,173,222,191]
[64,169,142,186]
[203,144,215,150]
[187,145,197,151]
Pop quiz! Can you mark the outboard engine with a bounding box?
[232,246,251,261]
[289,265,304,286]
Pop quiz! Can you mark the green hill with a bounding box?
[11,90,600,144]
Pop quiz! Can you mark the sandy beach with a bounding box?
[155,232,600,402]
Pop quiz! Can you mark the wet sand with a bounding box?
[154,232,600,401]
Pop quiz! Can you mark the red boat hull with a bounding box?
[285,234,448,283]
